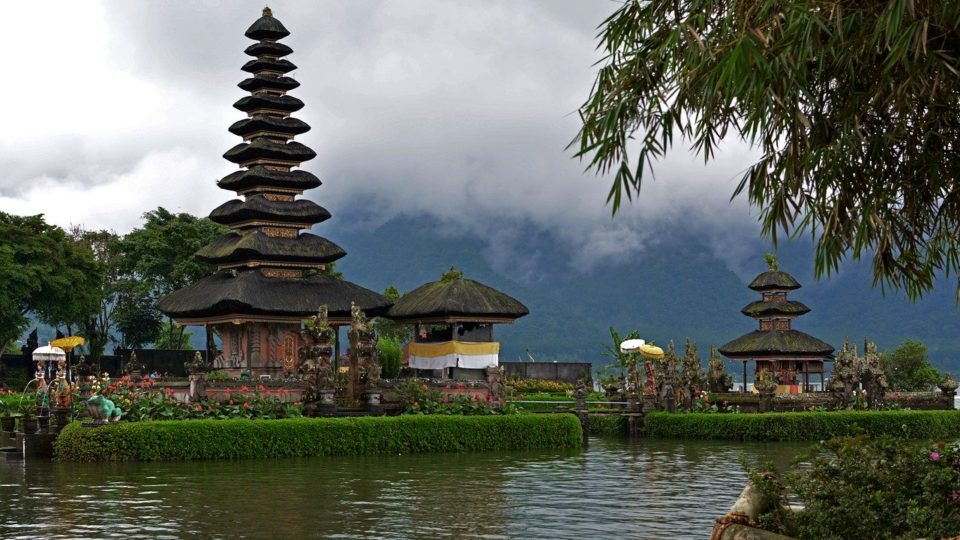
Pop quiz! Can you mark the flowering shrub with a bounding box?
[690,391,740,414]
[397,380,517,415]
[754,436,960,539]
[100,376,301,421]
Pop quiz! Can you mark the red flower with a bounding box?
[257,384,266,393]
[243,402,251,410]
[240,385,249,393]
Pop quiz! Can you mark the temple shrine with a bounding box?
[157,8,390,377]
[718,258,834,393]
[387,268,529,379]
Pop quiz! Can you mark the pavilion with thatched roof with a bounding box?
[719,257,834,393]
[387,268,529,377]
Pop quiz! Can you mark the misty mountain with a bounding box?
[329,215,960,372]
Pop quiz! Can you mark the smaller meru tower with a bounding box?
[158,8,389,375]
[718,258,834,393]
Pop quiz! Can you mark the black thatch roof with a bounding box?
[209,196,330,226]
[238,76,301,94]
[157,269,391,319]
[719,330,834,359]
[229,116,309,138]
[234,94,303,114]
[242,57,297,75]
[218,166,321,193]
[245,8,290,41]
[749,270,801,291]
[244,41,292,58]
[740,300,811,318]
[387,274,529,322]
[196,230,345,265]
[223,140,316,165]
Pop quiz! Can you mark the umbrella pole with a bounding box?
[742,361,747,393]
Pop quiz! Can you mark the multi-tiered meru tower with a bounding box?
[158,8,390,375]
[719,259,834,393]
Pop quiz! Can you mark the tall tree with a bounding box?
[881,339,941,392]
[575,1,960,298]
[70,228,124,360]
[0,213,101,350]
[119,207,227,348]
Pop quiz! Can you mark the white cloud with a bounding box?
[0,0,763,274]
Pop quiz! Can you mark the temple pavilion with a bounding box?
[718,259,834,393]
[387,268,529,379]
[158,8,389,376]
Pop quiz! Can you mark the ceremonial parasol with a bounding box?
[619,339,645,353]
[51,336,86,352]
[637,343,665,360]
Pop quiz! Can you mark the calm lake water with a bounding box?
[0,437,808,540]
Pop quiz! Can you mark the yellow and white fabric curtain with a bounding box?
[407,341,499,370]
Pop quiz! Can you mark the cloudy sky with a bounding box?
[1,1,763,272]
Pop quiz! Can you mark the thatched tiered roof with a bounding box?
[719,258,833,361]
[158,8,387,323]
[387,268,529,324]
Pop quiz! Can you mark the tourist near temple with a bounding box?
[718,257,834,393]
[388,268,529,379]
[157,8,390,375]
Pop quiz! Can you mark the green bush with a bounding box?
[54,414,583,462]
[644,410,960,441]
[589,415,627,437]
[754,436,960,539]
[377,336,402,379]
[506,378,573,393]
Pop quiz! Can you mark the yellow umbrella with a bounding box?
[50,336,86,352]
[638,343,664,360]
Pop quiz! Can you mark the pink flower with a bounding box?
[240,385,249,394]
[931,451,941,461]
[243,402,251,410]
[952,490,959,502]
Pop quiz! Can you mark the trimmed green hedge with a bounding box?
[54,414,583,462]
[643,410,960,441]
[588,415,628,437]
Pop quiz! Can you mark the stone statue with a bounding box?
[860,340,888,409]
[707,346,733,393]
[86,395,122,423]
[299,306,339,415]
[487,366,506,404]
[185,351,211,375]
[832,340,860,406]
[574,377,587,411]
[74,354,93,377]
[123,350,144,379]
[185,351,211,403]
[939,372,959,397]
[350,302,369,334]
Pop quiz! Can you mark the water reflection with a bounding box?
[0,438,807,539]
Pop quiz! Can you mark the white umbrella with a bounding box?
[619,339,646,353]
[32,345,66,363]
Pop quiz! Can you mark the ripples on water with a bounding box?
[0,437,807,540]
